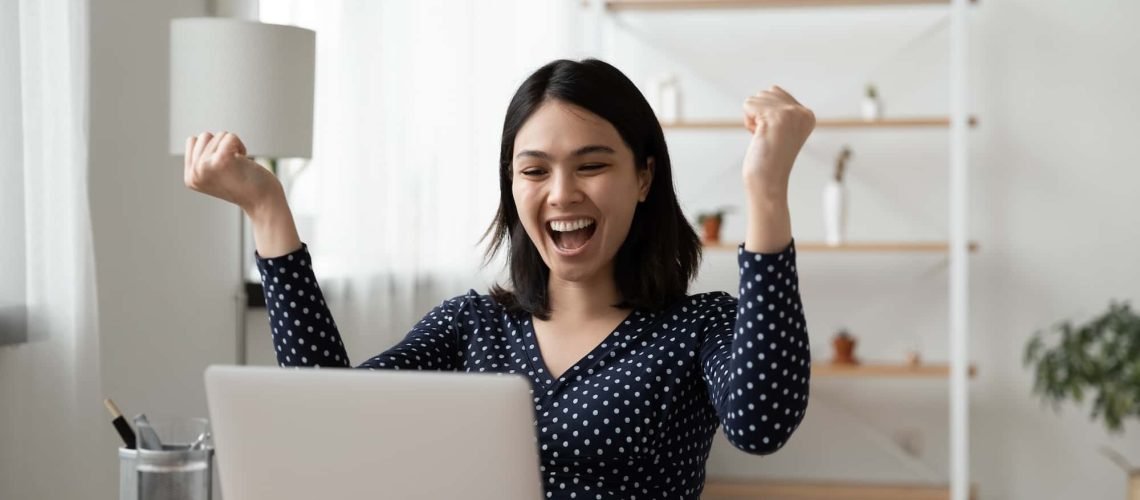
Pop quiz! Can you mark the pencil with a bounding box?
[103,398,137,450]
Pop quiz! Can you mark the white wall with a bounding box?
[2,0,238,498]
[87,0,238,498]
[600,1,1140,498]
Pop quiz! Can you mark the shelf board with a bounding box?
[663,116,978,130]
[703,478,979,500]
[605,0,976,11]
[703,241,980,253]
[814,362,977,379]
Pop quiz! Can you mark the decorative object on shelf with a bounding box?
[1024,301,1140,433]
[905,350,922,367]
[652,73,682,124]
[831,329,859,365]
[861,83,883,121]
[696,207,733,244]
[823,146,851,246]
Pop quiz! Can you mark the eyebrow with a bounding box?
[514,145,616,161]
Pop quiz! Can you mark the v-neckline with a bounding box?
[521,308,639,391]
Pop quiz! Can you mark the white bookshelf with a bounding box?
[583,1,977,498]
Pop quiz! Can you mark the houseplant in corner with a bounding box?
[1024,301,1140,499]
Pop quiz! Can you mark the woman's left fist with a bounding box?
[741,86,815,192]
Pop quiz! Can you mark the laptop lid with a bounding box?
[204,365,543,500]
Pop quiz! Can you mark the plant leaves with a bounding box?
[1025,301,1140,434]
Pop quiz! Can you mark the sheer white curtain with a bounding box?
[0,0,104,498]
[259,0,582,355]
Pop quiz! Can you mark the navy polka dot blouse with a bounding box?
[256,240,811,499]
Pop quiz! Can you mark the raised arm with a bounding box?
[740,85,814,254]
[183,131,462,370]
[255,243,465,370]
[699,86,816,453]
[699,243,810,454]
[182,130,300,258]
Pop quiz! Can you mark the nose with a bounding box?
[547,169,583,208]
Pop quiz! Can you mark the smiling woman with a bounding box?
[184,57,815,500]
[484,60,701,324]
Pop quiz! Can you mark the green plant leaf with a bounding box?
[1024,301,1140,434]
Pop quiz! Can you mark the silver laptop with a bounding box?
[204,366,544,500]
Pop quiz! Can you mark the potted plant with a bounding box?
[822,146,852,246]
[1024,301,1140,499]
[861,83,882,121]
[696,207,733,244]
[832,329,859,365]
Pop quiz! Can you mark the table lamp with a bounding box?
[169,18,314,157]
[169,17,316,364]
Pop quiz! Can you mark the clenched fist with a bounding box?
[183,131,282,214]
[741,86,816,193]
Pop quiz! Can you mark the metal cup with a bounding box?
[119,416,214,500]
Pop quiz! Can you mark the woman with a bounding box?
[185,59,814,500]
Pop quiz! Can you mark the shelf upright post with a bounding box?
[948,0,971,499]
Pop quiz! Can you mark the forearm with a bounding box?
[744,181,792,254]
[721,245,811,453]
[255,243,350,368]
[244,186,302,258]
[700,242,811,455]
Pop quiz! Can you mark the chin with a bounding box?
[547,263,600,284]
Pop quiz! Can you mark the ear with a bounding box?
[638,157,655,202]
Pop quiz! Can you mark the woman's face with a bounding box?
[511,99,653,285]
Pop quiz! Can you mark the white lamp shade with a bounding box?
[170,18,315,158]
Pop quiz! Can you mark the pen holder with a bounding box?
[119,416,214,500]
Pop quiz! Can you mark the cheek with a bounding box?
[512,184,543,236]
[595,182,641,234]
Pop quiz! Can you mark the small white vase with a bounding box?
[822,180,847,246]
[861,96,882,121]
[657,74,680,124]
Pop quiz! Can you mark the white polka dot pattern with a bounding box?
[255,241,810,499]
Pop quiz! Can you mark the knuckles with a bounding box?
[744,104,815,129]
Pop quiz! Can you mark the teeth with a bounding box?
[549,218,595,232]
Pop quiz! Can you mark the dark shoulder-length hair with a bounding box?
[484,58,701,321]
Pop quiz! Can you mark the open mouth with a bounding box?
[546,218,597,253]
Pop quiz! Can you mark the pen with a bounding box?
[103,398,136,450]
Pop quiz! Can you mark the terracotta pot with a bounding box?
[832,332,858,365]
[701,217,722,243]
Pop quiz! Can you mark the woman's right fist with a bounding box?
[183,131,282,213]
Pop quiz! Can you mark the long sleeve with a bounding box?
[255,244,463,370]
[699,240,810,455]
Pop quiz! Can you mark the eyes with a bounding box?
[519,164,608,178]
